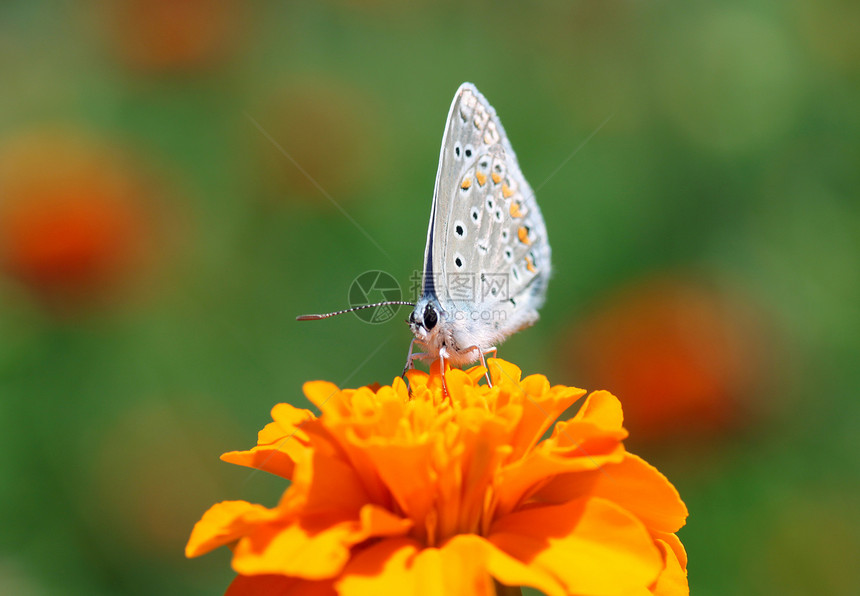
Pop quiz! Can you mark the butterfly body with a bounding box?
[408,83,551,368]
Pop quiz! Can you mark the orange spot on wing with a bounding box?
[525,255,536,273]
[510,202,523,218]
[502,184,513,198]
[491,172,502,184]
[476,172,487,186]
[461,178,472,190]
[518,226,531,245]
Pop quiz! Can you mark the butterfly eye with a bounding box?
[423,304,438,330]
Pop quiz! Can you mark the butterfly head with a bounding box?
[408,297,443,345]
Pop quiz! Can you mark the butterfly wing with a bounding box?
[423,83,551,347]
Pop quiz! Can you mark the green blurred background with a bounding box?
[1,1,858,594]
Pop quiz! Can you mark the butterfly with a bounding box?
[299,83,550,382]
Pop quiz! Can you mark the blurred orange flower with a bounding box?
[0,132,161,308]
[187,359,688,595]
[565,276,766,443]
[107,0,244,72]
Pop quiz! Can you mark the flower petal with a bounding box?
[650,538,689,595]
[233,513,358,579]
[487,358,522,386]
[572,389,624,428]
[360,442,435,537]
[220,403,316,479]
[488,497,663,594]
[535,453,688,534]
[493,442,624,518]
[492,393,628,516]
[507,383,588,461]
[653,531,687,570]
[443,535,567,596]
[592,454,688,534]
[337,538,496,596]
[292,448,374,515]
[185,500,281,558]
[335,539,422,595]
[225,573,337,596]
[303,381,343,412]
[357,503,413,538]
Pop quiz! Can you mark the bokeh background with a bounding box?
[1,1,858,594]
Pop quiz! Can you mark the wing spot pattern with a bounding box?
[484,123,500,145]
[518,226,531,245]
[525,255,536,273]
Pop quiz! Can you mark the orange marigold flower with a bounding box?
[187,359,689,595]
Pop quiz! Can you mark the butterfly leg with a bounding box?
[462,346,498,387]
[480,347,498,386]
[402,339,426,377]
[402,339,431,397]
[438,347,450,401]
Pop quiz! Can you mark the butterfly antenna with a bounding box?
[296,301,415,321]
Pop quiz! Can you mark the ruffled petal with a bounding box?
[225,573,337,596]
[220,403,317,479]
[571,389,624,428]
[336,538,496,596]
[359,441,436,541]
[650,538,689,595]
[653,531,687,570]
[290,448,373,515]
[185,500,281,558]
[492,392,629,517]
[335,539,422,595]
[443,535,567,596]
[487,358,522,386]
[230,504,412,581]
[493,443,624,518]
[303,381,343,413]
[488,497,663,595]
[507,383,587,460]
[534,453,688,534]
[232,513,358,579]
[357,503,413,538]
